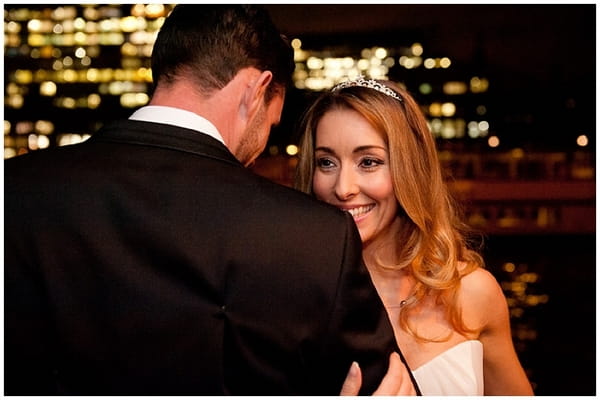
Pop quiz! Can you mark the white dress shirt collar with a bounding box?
[129,105,225,145]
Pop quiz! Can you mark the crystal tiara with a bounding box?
[331,76,402,102]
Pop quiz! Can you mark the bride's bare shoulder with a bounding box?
[460,267,503,298]
[459,267,508,324]
[462,266,499,286]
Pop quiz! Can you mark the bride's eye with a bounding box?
[316,158,336,169]
[360,157,384,169]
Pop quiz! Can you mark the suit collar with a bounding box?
[128,105,225,146]
[91,119,242,167]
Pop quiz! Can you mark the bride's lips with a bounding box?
[341,204,375,222]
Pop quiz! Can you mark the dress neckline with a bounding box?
[411,339,482,373]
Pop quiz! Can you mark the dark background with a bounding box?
[264,4,595,151]
[266,4,594,91]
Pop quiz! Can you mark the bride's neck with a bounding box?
[362,240,414,307]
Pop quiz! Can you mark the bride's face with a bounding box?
[312,108,400,247]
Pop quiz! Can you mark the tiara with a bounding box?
[331,76,402,102]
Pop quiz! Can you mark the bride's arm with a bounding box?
[463,268,534,395]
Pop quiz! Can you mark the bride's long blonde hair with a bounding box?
[294,81,484,341]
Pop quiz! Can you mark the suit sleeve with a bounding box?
[305,213,419,395]
[5,177,58,395]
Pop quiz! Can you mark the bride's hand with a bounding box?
[339,352,416,396]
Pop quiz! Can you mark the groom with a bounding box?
[5,5,416,395]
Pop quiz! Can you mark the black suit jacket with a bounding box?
[5,119,410,395]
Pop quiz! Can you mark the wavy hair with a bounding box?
[294,81,484,341]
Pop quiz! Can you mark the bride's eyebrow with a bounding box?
[315,145,387,155]
[353,145,387,154]
[315,146,335,154]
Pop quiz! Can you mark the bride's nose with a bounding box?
[334,166,359,201]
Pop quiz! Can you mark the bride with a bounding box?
[295,76,534,395]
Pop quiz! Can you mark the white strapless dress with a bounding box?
[411,340,484,396]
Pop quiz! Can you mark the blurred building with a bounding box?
[4,3,595,233]
[4,4,168,157]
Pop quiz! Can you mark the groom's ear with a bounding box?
[239,70,273,122]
